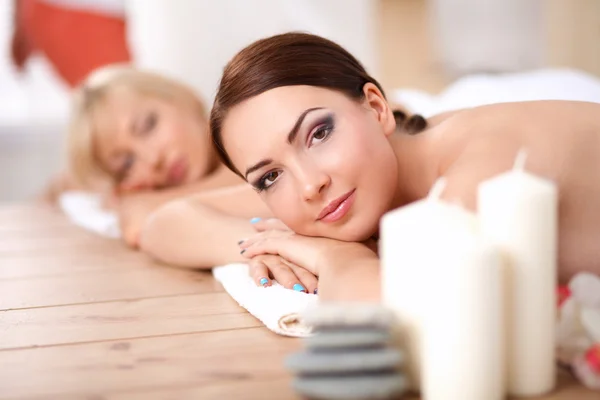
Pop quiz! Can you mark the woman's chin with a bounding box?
[317,225,377,243]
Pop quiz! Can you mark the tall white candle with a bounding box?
[478,150,558,396]
[422,225,505,400]
[380,179,480,390]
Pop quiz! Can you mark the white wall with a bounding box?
[126,0,379,104]
[429,0,544,76]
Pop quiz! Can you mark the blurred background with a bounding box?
[0,0,598,203]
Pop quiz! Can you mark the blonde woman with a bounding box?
[51,65,271,261]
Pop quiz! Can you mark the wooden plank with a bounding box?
[0,327,301,399]
[0,293,258,349]
[0,267,221,310]
[105,377,297,400]
[0,219,73,233]
[0,235,118,254]
[4,378,298,400]
[0,203,61,219]
[0,251,149,280]
[0,226,100,241]
[0,204,70,229]
[103,370,600,400]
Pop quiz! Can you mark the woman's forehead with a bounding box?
[223,86,347,133]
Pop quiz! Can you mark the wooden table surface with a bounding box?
[0,204,597,399]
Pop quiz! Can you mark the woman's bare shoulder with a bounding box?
[430,100,600,208]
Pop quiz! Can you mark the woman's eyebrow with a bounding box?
[245,159,273,180]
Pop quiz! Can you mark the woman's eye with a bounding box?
[258,170,281,191]
[309,124,333,146]
[120,153,135,178]
[264,171,280,186]
[141,111,158,134]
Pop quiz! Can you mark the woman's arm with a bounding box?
[139,183,272,267]
[117,168,264,247]
[317,251,381,302]
[240,234,382,302]
[117,166,243,218]
[139,199,257,268]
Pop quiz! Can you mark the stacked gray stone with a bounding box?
[286,304,408,399]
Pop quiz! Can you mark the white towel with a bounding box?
[58,191,121,238]
[213,264,318,337]
[58,191,318,337]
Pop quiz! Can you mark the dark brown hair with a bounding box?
[210,32,424,175]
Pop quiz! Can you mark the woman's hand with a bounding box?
[239,231,377,277]
[248,254,318,294]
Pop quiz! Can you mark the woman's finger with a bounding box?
[251,218,290,232]
[248,257,272,287]
[238,235,264,250]
[238,230,292,250]
[263,257,308,293]
[285,261,319,295]
[241,235,320,275]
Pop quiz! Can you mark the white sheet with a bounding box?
[392,68,600,117]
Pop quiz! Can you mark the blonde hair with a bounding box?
[67,64,207,188]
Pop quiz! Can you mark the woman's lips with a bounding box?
[318,189,356,223]
[167,157,188,186]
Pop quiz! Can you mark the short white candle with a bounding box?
[380,179,480,390]
[478,150,558,396]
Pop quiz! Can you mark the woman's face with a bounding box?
[222,84,399,241]
[92,87,215,192]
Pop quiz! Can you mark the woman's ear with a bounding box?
[362,83,396,137]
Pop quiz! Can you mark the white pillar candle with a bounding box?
[478,150,558,396]
[380,179,480,390]
[422,227,505,400]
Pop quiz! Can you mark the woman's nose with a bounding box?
[300,167,331,202]
[136,145,166,175]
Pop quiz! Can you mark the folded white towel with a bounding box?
[213,264,318,337]
[58,191,317,337]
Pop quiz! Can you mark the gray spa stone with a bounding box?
[303,304,395,329]
[286,348,403,374]
[305,329,391,349]
[293,372,408,400]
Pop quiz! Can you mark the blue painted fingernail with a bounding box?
[250,217,261,224]
[313,288,318,295]
[293,283,307,293]
[259,277,269,286]
[237,239,245,245]
[240,249,246,255]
